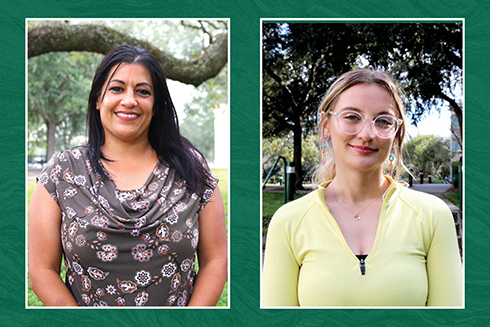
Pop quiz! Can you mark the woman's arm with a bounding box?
[28,181,78,306]
[187,185,227,306]
[425,203,463,306]
[262,209,300,307]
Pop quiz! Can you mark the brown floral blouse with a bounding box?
[38,146,217,306]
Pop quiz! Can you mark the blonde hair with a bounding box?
[311,69,407,183]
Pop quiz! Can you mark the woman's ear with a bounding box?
[322,116,331,138]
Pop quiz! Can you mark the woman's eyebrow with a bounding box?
[337,106,361,112]
[338,107,395,115]
[109,79,125,84]
[136,82,152,88]
[109,79,152,88]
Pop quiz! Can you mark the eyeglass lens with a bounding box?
[337,111,398,138]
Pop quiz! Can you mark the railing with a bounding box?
[262,156,295,203]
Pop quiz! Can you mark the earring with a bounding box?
[389,146,395,176]
[321,132,328,165]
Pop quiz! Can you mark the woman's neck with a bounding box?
[101,137,156,163]
[99,138,159,190]
[329,169,388,203]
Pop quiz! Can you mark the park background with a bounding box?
[1,0,489,326]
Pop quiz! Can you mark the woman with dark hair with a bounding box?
[262,69,462,307]
[29,45,227,307]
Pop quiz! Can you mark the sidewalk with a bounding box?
[27,168,42,180]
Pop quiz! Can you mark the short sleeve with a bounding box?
[190,149,218,212]
[36,151,70,202]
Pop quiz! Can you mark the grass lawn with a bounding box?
[443,192,460,208]
[27,168,228,307]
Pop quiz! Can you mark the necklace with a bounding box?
[331,183,385,221]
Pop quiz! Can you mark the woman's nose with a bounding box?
[357,119,375,140]
[121,91,137,107]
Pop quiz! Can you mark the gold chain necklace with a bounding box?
[332,183,385,221]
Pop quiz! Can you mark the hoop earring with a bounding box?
[321,132,328,165]
[389,146,395,177]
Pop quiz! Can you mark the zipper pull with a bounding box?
[360,258,366,275]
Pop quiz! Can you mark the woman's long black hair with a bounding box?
[87,45,213,196]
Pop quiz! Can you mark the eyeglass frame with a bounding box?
[327,110,403,139]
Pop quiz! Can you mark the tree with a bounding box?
[28,51,102,160]
[263,22,462,187]
[403,134,450,179]
[352,23,463,140]
[28,21,228,86]
[262,23,360,188]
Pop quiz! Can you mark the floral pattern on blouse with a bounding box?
[38,146,217,306]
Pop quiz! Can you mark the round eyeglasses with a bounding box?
[328,110,403,139]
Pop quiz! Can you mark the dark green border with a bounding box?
[2,0,488,325]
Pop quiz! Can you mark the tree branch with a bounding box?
[28,23,228,86]
[265,65,298,108]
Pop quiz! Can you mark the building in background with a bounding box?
[450,112,462,181]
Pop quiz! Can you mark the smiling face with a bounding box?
[324,83,398,176]
[97,63,154,145]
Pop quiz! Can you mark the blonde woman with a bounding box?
[262,69,461,307]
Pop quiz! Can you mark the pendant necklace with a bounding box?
[332,183,385,221]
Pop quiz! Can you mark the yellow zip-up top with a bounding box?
[262,178,462,307]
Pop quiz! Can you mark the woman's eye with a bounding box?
[137,89,151,96]
[109,86,123,92]
[375,117,393,127]
[343,114,361,122]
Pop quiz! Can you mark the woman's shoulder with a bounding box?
[270,188,322,225]
[38,146,91,190]
[394,183,453,218]
[45,146,89,166]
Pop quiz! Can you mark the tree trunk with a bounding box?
[293,118,304,190]
[45,119,57,162]
[28,23,228,86]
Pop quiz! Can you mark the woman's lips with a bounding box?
[350,145,378,154]
[115,112,140,121]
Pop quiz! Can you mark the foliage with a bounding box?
[180,65,228,161]
[95,19,228,60]
[262,134,319,183]
[443,192,460,208]
[403,134,450,178]
[263,23,355,138]
[28,51,102,159]
[28,20,228,86]
[352,23,463,134]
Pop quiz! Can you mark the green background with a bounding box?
[2,0,487,326]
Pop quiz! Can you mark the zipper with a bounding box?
[360,258,366,275]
